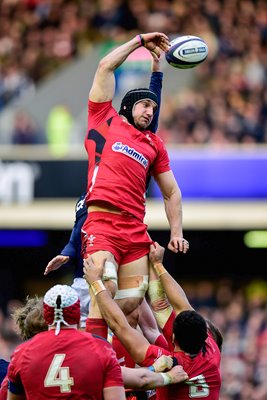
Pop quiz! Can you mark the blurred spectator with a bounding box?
[11,109,43,144]
[0,0,267,145]
[91,0,134,39]
[46,104,73,157]
[0,60,35,111]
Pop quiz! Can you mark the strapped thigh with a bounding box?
[114,275,149,300]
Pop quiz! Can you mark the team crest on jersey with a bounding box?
[112,142,148,168]
[88,234,96,246]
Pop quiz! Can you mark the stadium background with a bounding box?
[0,1,267,398]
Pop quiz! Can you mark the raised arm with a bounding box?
[148,53,163,133]
[149,242,193,314]
[149,243,224,351]
[89,32,170,103]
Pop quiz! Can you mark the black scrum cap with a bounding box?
[119,88,158,129]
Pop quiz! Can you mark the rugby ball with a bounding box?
[165,35,208,69]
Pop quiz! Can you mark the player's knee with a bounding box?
[90,251,115,265]
[87,255,118,294]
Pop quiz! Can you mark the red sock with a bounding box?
[154,333,169,350]
[85,318,108,339]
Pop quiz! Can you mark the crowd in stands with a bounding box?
[1,1,266,398]
[0,0,266,145]
[0,277,267,399]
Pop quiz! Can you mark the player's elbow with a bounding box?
[98,57,113,74]
[136,372,157,390]
[111,321,129,339]
[104,314,127,337]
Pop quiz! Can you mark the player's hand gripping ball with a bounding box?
[165,35,208,69]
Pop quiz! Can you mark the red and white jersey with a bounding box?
[0,376,8,400]
[85,100,170,221]
[112,334,136,368]
[111,335,157,400]
[161,310,176,351]
[141,332,221,400]
[7,329,123,399]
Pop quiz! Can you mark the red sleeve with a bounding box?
[88,100,117,128]
[162,311,176,351]
[154,333,169,350]
[112,335,136,368]
[150,137,171,176]
[139,344,170,368]
[102,342,124,388]
[7,344,25,393]
[0,376,8,400]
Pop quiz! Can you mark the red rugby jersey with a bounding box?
[85,100,170,221]
[141,332,221,400]
[8,329,123,399]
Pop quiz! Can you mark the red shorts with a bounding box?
[81,211,153,265]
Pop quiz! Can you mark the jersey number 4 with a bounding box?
[44,354,74,393]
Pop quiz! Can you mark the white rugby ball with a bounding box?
[165,35,208,69]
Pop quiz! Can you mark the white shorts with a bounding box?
[71,277,90,328]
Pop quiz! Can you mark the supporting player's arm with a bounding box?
[122,364,188,390]
[150,243,224,351]
[149,242,193,315]
[83,258,150,365]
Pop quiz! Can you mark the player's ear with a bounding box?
[172,333,175,345]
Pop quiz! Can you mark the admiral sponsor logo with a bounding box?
[112,142,148,168]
